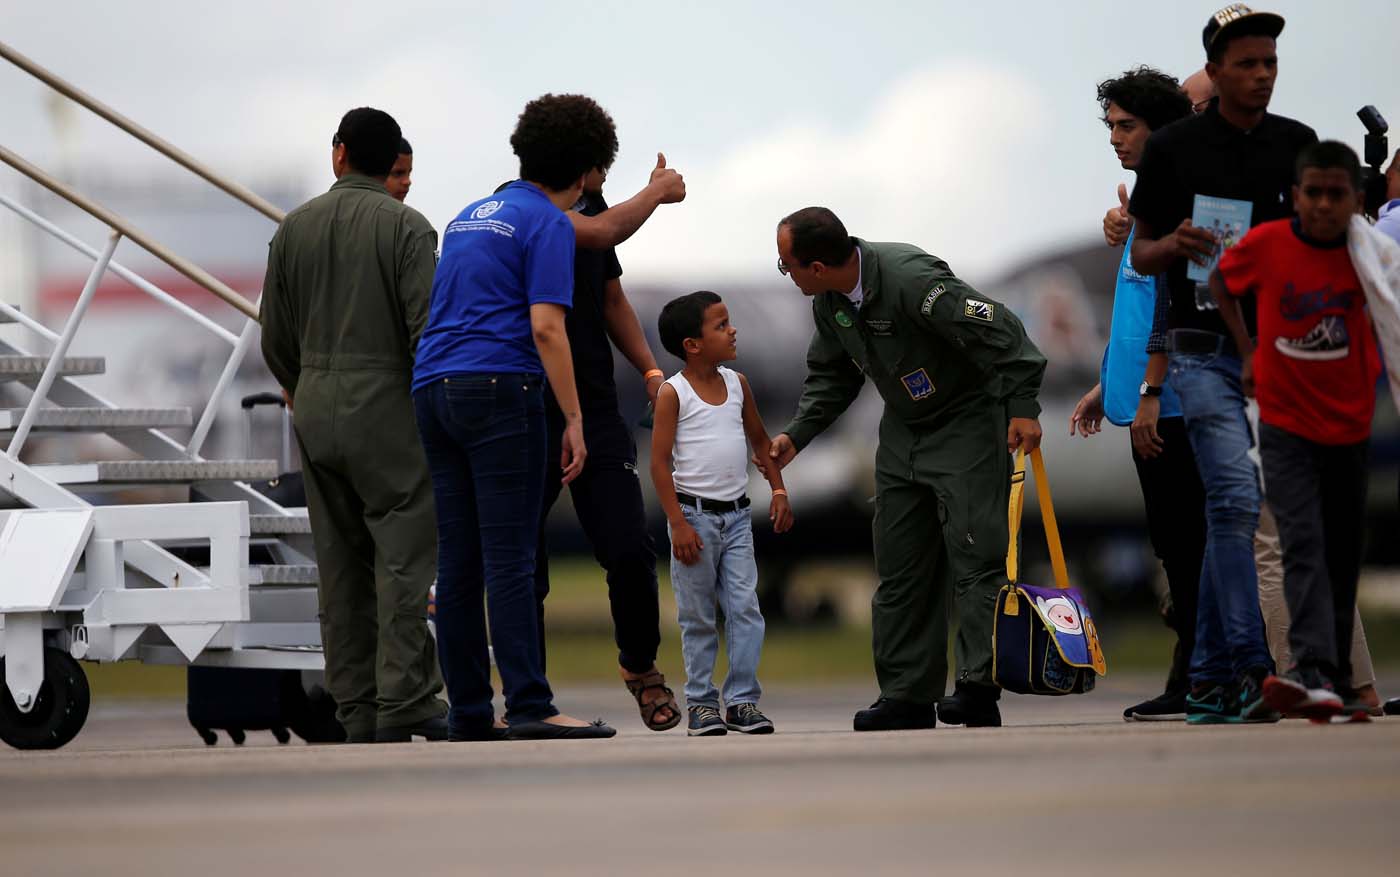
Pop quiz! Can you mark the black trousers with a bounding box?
[1259,423,1368,688]
[534,405,662,674]
[1130,415,1207,693]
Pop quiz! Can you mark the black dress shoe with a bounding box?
[505,719,617,740]
[374,714,449,743]
[937,683,1002,727]
[853,698,936,732]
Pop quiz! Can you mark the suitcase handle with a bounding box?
[241,392,286,410]
[1006,448,1069,590]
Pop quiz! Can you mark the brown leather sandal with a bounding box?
[625,669,682,731]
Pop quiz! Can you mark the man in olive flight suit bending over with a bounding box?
[768,207,1046,731]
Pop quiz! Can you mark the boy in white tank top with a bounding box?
[650,291,794,736]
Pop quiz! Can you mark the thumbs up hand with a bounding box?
[1102,183,1132,247]
[648,152,687,204]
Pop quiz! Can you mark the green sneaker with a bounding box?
[1230,666,1281,724]
[1186,683,1233,724]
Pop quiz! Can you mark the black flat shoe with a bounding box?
[448,726,509,742]
[506,719,617,740]
[374,714,449,743]
[853,698,935,732]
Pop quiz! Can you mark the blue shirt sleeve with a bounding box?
[524,213,576,308]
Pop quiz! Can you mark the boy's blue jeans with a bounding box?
[667,504,765,708]
[1168,348,1274,686]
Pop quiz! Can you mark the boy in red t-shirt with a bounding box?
[1211,141,1379,721]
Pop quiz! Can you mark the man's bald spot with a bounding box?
[1182,68,1215,107]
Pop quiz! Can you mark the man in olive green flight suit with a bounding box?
[768,207,1046,731]
[260,107,446,743]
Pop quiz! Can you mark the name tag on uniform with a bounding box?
[901,368,935,400]
[866,319,895,336]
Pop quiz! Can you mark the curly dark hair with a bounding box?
[510,94,619,191]
[1096,66,1192,132]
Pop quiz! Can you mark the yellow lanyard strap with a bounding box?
[1005,448,1070,590]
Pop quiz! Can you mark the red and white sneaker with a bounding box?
[1263,670,1342,722]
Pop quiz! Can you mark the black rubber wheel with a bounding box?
[272,726,290,744]
[228,728,246,745]
[196,727,218,746]
[0,648,91,750]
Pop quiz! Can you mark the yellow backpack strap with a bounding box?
[1029,448,1070,590]
[1006,449,1027,582]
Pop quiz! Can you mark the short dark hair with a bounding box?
[510,94,619,191]
[1096,66,1192,131]
[1207,19,1277,64]
[658,291,722,360]
[779,207,856,266]
[398,137,413,155]
[1296,140,1362,190]
[336,107,401,178]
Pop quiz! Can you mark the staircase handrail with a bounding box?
[0,145,259,321]
[0,40,286,225]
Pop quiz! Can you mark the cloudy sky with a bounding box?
[2,0,1398,285]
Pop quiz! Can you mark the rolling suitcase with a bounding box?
[184,391,344,744]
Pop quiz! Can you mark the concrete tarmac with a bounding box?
[2,674,1397,876]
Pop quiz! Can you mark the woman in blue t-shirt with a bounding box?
[412,95,619,740]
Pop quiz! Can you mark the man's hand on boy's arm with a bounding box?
[738,374,797,535]
[649,382,703,565]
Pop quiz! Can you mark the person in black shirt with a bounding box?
[1126,4,1314,725]
[530,157,688,731]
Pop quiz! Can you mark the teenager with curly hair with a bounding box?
[412,94,622,740]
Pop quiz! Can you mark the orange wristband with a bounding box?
[772,488,788,497]
[644,369,664,381]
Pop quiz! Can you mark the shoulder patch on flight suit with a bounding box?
[900,368,935,400]
[920,284,947,315]
[964,299,995,322]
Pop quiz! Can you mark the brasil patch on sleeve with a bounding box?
[901,368,935,400]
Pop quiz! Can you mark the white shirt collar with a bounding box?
[845,247,863,309]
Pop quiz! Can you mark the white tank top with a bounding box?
[665,367,749,502]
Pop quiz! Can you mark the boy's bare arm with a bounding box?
[739,372,793,533]
[649,383,704,563]
[1209,267,1257,397]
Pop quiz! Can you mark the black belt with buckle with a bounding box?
[1168,329,1242,357]
[675,492,750,513]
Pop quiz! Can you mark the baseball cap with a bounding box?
[1202,4,1285,55]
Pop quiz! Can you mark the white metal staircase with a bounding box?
[0,40,327,749]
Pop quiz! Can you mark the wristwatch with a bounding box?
[1139,381,1164,398]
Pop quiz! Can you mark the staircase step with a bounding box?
[34,459,279,485]
[250,513,312,535]
[0,407,193,431]
[0,355,104,381]
[251,564,319,586]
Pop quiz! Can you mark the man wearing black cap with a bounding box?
[261,107,447,743]
[1128,4,1315,725]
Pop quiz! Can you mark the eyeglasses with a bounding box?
[777,258,791,276]
[331,133,342,147]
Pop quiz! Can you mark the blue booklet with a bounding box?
[1187,194,1253,283]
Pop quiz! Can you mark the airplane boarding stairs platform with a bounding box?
[0,39,333,750]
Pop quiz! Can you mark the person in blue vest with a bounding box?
[1069,66,1201,721]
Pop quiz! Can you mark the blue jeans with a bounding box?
[413,374,557,733]
[1168,350,1273,685]
[667,505,764,708]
